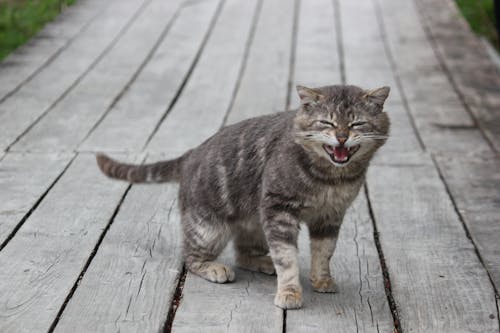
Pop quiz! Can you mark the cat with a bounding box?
[96,84,390,309]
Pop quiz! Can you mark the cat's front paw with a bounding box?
[274,285,303,309]
[311,277,337,293]
[203,263,236,283]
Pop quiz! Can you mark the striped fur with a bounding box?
[96,154,183,183]
[95,84,390,309]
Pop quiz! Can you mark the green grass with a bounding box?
[455,0,499,49]
[0,0,76,60]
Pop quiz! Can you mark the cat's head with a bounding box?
[293,84,390,167]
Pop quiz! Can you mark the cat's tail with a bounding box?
[96,154,183,183]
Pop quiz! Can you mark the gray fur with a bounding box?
[96,84,390,309]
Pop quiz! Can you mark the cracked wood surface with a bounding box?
[0,0,499,332]
[171,0,287,330]
[0,0,146,151]
[0,0,108,102]
[54,155,183,333]
[11,0,183,152]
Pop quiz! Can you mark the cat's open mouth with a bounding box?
[323,144,360,164]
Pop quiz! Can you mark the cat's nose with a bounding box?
[336,133,348,145]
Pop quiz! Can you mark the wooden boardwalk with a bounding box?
[0,0,499,332]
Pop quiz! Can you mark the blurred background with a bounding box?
[1,0,499,61]
[0,0,75,59]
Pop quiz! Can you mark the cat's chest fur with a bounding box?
[300,179,363,222]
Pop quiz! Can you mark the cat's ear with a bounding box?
[364,86,390,107]
[296,85,325,106]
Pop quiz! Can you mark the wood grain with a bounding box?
[146,0,260,157]
[0,154,131,332]
[54,155,183,332]
[289,0,340,109]
[286,1,393,331]
[288,193,394,333]
[340,0,423,156]
[0,153,73,246]
[173,0,294,331]
[225,0,294,124]
[435,153,500,291]
[0,0,145,151]
[0,0,107,101]
[374,0,490,154]
[414,0,500,152]
[12,0,182,153]
[79,0,221,153]
[367,153,498,333]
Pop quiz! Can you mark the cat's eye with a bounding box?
[318,120,336,127]
[350,121,367,128]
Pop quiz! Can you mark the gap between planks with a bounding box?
[47,178,134,333]
[3,0,151,153]
[431,154,500,298]
[0,153,77,252]
[365,186,402,333]
[411,0,497,153]
[0,0,108,103]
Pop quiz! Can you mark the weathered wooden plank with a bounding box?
[339,0,422,155]
[0,0,145,151]
[225,0,294,124]
[12,0,182,153]
[288,193,394,332]
[173,1,295,331]
[0,152,73,246]
[289,0,340,109]
[79,0,221,153]
[0,154,132,333]
[367,152,499,333]
[146,0,260,157]
[340,0,397,90]
[173,251,282,333]
[175,267,282,332]
[414,0,500,152]
[435,153,500,292]
[285,1,393,330]
[374,0,490,154]
[0,0,107,101]
[54,155,182,333]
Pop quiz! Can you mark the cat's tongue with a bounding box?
[333,146,349,161]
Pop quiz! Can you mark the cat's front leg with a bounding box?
[308,223,340,293]
[262,208,302,309]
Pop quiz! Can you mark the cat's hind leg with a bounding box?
[182,211,235,283]
[233,221,275,275]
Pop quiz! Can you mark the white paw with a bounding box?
[274,285,303,309]
[205,263,235,283]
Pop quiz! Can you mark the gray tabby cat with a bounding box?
[96,84,390,309]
